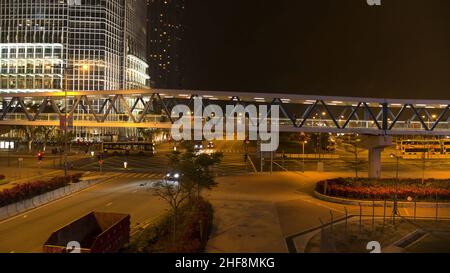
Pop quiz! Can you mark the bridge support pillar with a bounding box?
[361,135,393,179]
[368,147,383,179]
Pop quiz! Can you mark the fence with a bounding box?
[285,200,450,253]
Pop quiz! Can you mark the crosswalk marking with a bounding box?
[102,172,165,180]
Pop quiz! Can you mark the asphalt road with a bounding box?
[0,174,167,253]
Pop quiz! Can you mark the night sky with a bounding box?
[182,0,450,100]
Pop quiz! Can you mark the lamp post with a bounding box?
[390,153,400,180]
[302,141,307,173]
[63,66,68,179]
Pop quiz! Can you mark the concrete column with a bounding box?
[361,135,393,179]
[368,147,383,179]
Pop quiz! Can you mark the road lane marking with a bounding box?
[106,202,113,207]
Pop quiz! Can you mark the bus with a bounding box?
[442,140,450,155]
[102,142,156,156]
[400,139,448,159]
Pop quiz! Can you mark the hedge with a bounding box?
[316,178,450,202]
[0,173,83,207]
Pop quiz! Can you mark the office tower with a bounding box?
[147,0,184,88]
[0,0,150,93]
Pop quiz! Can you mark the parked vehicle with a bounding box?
[102,142,156,156]
[400,139,450,159]
[43,212,131,253]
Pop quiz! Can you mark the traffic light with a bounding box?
[97,154,104,164]
[37,152,44,161]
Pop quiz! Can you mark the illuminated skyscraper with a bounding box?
[0,0,149,93]
[147,0,184,88]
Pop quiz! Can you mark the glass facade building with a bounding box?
[0,0,150,93]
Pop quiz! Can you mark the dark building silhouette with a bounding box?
[147,0,184,89]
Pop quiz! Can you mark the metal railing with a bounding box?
[285,200,450,253]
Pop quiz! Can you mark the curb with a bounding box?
[313,191,450,208]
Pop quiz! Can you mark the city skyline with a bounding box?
[0,0,449,260]
[0,0,149,93]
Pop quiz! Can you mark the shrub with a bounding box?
[0,174,83,207]
[316,178,450,202]
[124,197,214,253]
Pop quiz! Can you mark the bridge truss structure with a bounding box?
[0,89,449,136]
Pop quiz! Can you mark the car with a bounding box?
[162,172,182,186]
[194,143,204,155]
[207,142,215,149]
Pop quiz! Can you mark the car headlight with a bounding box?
[174,173,180,179]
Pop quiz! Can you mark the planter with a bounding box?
[316,178,450,202]
[314,190,450,208]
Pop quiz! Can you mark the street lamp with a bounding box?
[390,153,400,180]
[302,141,307,173]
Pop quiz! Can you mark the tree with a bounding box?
[14,126,39,152]
[152,174,194,244]
[191,152,223,198]
[167,148,223,198]
[153,148,223,245]
[35,126,56,151]
[138,128,154,142]
[342,134,363,180]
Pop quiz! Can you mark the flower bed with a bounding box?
[0,173,83,207]
[316,178,450,202]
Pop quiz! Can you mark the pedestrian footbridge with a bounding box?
[0,89,449,136]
